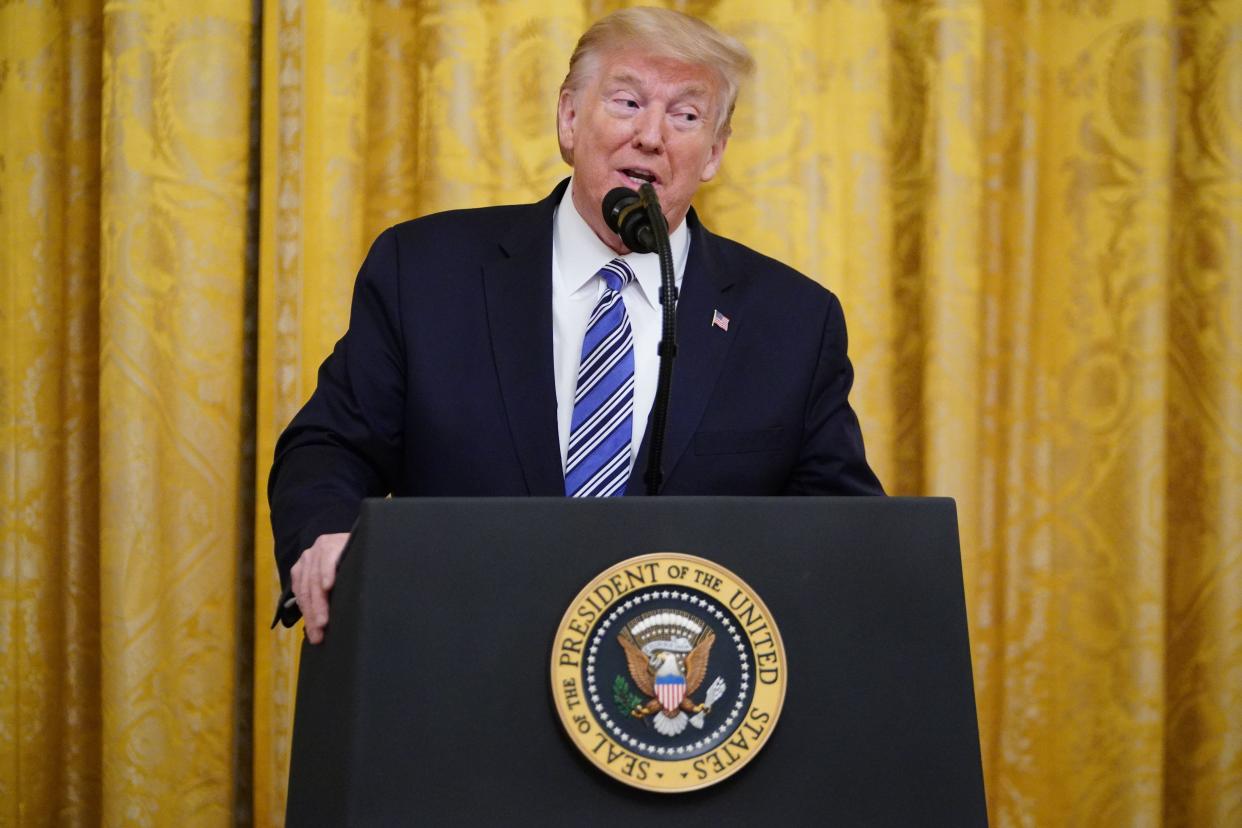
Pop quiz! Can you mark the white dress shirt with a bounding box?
[551,179,689,479]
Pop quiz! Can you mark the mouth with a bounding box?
[619,168,659,187]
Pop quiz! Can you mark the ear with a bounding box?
[556,89,577,164]
[699,132,729,183]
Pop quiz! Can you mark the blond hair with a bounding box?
[559,7,754,155]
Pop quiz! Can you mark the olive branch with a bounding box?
[613,675,645,716]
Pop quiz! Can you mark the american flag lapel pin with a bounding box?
[711,309,730,332]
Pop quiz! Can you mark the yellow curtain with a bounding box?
[3,0,1239,824]
[3,0,256,822]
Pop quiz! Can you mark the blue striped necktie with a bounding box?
[565,258,636,497]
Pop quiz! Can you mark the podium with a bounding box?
[286,497,987,826]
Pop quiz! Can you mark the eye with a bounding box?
[672,109,702,127]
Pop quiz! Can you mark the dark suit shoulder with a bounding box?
[382,202,534,260]
[381,180,568,266]
[390,201,533,237]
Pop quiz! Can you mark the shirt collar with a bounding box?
[553,176,688,310]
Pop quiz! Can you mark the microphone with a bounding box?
[602,186,665,253]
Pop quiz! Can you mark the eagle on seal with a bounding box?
[618,609,719,737]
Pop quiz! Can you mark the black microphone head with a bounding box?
[602,186,655,253]
[603,187,639,233]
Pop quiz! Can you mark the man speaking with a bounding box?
[270,7,883,643]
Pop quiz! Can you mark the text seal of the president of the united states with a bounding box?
[551,553,787,792]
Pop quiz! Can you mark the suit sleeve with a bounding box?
[268,227,407,588]
[786,293,884,495]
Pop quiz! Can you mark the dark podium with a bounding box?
[286,497,987,826]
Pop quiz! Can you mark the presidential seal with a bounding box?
[551,553,787,793]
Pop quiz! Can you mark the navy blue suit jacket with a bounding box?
[270,180,882,585]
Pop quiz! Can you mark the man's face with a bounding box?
[557,48,729,253]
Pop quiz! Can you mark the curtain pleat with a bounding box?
[97,0,255,822]
[2,2,102,823]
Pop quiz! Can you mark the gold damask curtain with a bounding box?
[2,0,1239,825]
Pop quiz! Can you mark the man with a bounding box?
[271,8,883,642]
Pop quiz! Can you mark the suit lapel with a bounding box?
[483,183,567,495]
[629,214,737,493]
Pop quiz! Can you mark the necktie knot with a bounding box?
[598,258,635,293]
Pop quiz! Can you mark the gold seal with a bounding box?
[550,553,787,793]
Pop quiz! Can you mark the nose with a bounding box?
[631,107,664,153]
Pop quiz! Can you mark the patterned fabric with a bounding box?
[2,2,1239,825]
[565,259,637,497]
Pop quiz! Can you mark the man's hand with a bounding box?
[290,532,350,644]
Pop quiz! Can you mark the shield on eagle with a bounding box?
[655,672,686,711]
